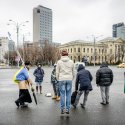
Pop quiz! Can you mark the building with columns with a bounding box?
[58,37,125,64]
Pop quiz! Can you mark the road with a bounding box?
[0,66,125,125]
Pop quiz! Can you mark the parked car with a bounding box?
[0,63,6,66]
[0,63,6,68]
[117,63,125,68]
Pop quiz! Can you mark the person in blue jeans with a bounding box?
[56,50,74,114]
[59,80,72,113]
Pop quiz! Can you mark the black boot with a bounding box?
[15,100,20,108]
[40,86,42,94]
[36,86,38,93]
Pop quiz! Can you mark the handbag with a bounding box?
[71,91,78,104]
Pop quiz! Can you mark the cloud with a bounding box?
[109,0,125,23]
[0,0,125,43]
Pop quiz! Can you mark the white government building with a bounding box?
[58,37,125,64]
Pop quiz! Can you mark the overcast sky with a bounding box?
[0,0,125,44]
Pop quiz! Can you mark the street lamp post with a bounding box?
[7,20,29,67]
[22,32,30,62]
[23,35,25,62]
[92,35,103,67]
[93,37,96,67]
[8,20,29,47]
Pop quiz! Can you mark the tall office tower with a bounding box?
[33,5,52,43]
[112,22,125,40]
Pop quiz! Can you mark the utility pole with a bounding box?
[7,40,9,67]
[23,35,25,62]
[8,20,29,67]
[92,35,103,66]
[94,37,96,67]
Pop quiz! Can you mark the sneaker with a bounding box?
[66,109,69,114]
[80,103,85,108]
[100,102,106,105]
[52,96,57,99]
[15,101,20,108]
[56,96,60,101]
[61,109,65,114]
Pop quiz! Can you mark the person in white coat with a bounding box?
[56,50,74,114]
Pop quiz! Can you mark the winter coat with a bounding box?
[51,68,58,84]
[56,56,75,81]
[33,67,44,82]
[75,64,93,91]
[96,62,113,86]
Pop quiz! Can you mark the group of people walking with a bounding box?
[13,50,113,115]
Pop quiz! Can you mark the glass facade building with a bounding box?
[112,22,125,40]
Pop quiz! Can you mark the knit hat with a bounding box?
[61,50,68,56]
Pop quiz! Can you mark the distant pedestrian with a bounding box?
[56,50,75,114]
[51,64,60,101]
[33,63,44,94]
[13,61,33,108]
[96,62,113,105]
[73,64,93,109]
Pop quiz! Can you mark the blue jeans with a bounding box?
[59,80,72,111]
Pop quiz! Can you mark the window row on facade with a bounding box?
[62,47,109,54]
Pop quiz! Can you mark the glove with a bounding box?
[31,87,34,92]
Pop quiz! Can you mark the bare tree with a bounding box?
[4,51,17,65]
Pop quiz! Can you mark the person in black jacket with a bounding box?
[33,64,44,94]
[73,64,93,108]
[96,62,113,105]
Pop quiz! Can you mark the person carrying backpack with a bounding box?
[33,63,44,94]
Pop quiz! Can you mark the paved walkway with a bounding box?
[0,66,125,125]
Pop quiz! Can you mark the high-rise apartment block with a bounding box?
[33,5,52,43]
[112,22,125,40]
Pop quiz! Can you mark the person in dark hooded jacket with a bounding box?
[96,62,113,105]
[73,64,93,108]
[33,64,44,94]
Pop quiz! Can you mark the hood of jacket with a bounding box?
[100,62,108,68]
[61,56,70,62]
[77,64,85,72]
